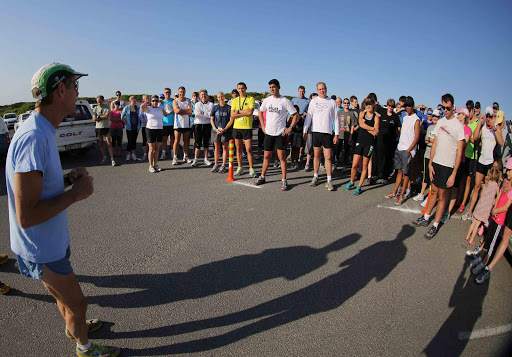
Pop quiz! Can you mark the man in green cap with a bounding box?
[6,62,120,357]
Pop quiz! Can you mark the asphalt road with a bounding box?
[1,136,512,356]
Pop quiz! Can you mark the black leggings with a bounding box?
[126,129,138,152]
[483,219,503,257]
[141,126,147,147]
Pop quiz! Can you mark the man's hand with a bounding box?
[333,135,338,145]
[429,164,435,182]
[70,174,94,202]
[303,133,308,140]
[282,127,292,136]
[69,167,88,185]
[446,174,455,188]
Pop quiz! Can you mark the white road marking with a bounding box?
[458,323,512,340]
[233,181,262,189]
[377,204,422,214]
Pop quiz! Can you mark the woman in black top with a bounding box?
[344,97,380,195]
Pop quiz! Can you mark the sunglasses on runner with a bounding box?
[151,100,158,103]
[164,91,171,94]
[442,106,453,111]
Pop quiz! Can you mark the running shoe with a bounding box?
[421,199,428,208]
[204,159,212,166]
[186,156,193,164]
[441,212,450,224]
[191,159,198,167]
[424,225,439,240]
[211,164,220,173]
[304,164,310,172]
[250,168,257,178]
[0,282,10,295]
[462,212,473,221]
[413,193,425,202]
[309,177,319,187]
[111,159,117,167]
[476,267,491,284]
[353,185,362,195]
[281,180,288,191]
[234,167,244,176]
[471,261,485,275]
[254,176,266,186]
[155,165,162,172]
[466,248,481,258]
[142,153,148,161]
[126,154,131,161]
[172,157,178,165]
[160,151,166,160]
[0,254,8,265]
[385,192,396,199]
[326,181,334,191]
[66,319,102,339]
[395,195,404,205]
[101,157,107,165]
[320,163,325,171]
[131,154,140,161]
[149,166,156,173]
[76,343,120,357]
[273,160,279,168]
[343,181,354,191]
[286,154,292,163]
[456,204,465,214]
[218,165,226,173]
[470,256,482,267]
[412,216,430,227]
[332,164,337,172]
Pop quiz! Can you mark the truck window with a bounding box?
[63,105,93,122]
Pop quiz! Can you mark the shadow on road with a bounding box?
[79,233,361,309]
[115,225,414,355]
[423,259,489,356]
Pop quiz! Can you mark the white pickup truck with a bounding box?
[15,100,97,152]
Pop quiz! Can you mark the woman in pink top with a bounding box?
[110,101,124,157]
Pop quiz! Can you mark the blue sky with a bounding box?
[1,0,511,115]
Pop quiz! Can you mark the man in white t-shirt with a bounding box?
[303,82,339,191]
[385,96,420,205]
[254,79,297,191]
[413,94,465,239]
[464,106,504,220]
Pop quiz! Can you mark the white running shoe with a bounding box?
[191,159,198,167]
[126,154,131,161]
[413,193,425,202]
[172,157,178,165]
[204,159,212,166]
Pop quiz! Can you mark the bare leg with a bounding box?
[350,155,362,182]
[245,139,254,169]
[261,150,273,177]
[235,139,244,168]
[358,156,370,187]
[277,149,287,179]
[173,132,181,157]
[468,172,484,214]
[222,142,229,166]
[41,267,88,345]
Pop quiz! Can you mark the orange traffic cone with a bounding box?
[226,139,236,182]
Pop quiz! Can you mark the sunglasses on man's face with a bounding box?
[151,100,158,103]
[442,106,453,111]
[165,92,171,94]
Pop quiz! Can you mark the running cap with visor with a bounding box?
[432,109,442,117]
[31,62,87,100]
[402,96,415,107]
[485,106,494,116]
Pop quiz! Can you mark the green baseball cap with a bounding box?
[31,62,88,99]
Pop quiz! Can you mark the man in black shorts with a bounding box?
[254,79,297,190]
[413,94,465,239]
[160,88,175,160]
[303,82,339,191]
[92,95,115,166]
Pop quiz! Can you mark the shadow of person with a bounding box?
[118,225,414,355]
[423,259,489,356]
[79,233,361,309]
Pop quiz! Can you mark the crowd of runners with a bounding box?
[1,63,511,356]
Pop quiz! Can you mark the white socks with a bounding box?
[77,341,92,351]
